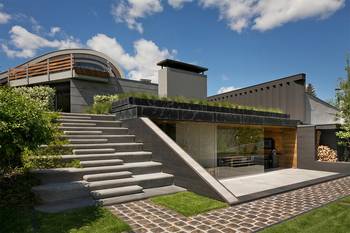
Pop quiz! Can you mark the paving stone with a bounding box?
[110,176,350,233]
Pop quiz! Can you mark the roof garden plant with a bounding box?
[89,92,283,114]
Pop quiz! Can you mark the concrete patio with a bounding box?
[220,168,343,201]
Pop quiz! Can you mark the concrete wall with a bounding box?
[122,117,238,204]
[118,79,158,95]
[176,122,217,168]
[70,78,121,112]
[208,74,306,122]
[158,67,207,99]
[297,125,350,174]
[70,78,158,112]
[305,94,341,125]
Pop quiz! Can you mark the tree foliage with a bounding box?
[0,87,57,174]
[336,55,350,147]
[306,83,317,97]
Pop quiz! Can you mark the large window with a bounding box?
[208,127,265,179]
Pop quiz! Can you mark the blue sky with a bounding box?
[0,0,349,101]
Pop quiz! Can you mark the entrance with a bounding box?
[50,82,70,112]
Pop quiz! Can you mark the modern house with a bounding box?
[0,49,157,112]
[2,49,349,211]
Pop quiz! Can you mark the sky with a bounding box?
[0,0,349,101]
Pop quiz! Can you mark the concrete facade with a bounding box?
[305,94,341,125]
[70,78,158,113]
[208,74,306,122]
[207,74,341,126]
[158,67,207,99]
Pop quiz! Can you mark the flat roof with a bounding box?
[157,59,208,73]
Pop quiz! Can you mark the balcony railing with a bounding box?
[8,54,73,81]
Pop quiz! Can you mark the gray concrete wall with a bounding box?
[208,74,306,122]
[297,125,350,174]
[122,117,238,204]
[305,94,341,125]
[70,78,158,113]
[118,79,158,95]
[70,78,121,112]
[176,122,217,168]
[158,67,207,99]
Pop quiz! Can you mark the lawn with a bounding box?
[260,196,350,233]
[150,191,228,216]
[0,206,131,233]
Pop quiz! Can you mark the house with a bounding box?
[2,49,349,209]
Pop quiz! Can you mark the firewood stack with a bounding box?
[317,145,338,162]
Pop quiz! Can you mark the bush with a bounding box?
[0,169,39,207]
[13,86,55,111]
[87,92,284,114]
[0,87,58,174]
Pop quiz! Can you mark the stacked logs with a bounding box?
[317,145,338,162]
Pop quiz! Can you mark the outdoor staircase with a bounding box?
[32,113,185,213]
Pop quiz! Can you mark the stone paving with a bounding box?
[109,176,350,233]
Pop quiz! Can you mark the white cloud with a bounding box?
[87,34,176,83]
[111,0,163,33]
[1,25,82,58]
[217,86,237,94]
[0,3,11,24]
[253,0,345,31]
[168,0,192,9]
[49,27,61,36]
[199,0,345,32]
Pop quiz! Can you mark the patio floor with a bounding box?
[220,168,342,201]
[110,176,350,233]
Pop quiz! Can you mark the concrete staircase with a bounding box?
[32,113,185,213]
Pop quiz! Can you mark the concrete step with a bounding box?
[64,131,102,135]
[62,135,136,143]
[80,159,124,168]
[68,138,109,144]
[59,127,129,135]
[35,197,96,213]
[84,171,133,182]
[61,122,97,127]
[64,135,135,144]
[91,185,143,199]
[101,185,186,206]
[60,112,116,121]
[67,142,143,152]
[33,161,163,184]
[62,151,152,162]
[60,116,92,120]
[32,181,89,203]
[73,148,116,155]
[57,119,122,127]
[87,173,174,191]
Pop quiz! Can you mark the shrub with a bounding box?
[87,92,284,114]
[0,87,58,174]
[13,86,55,111]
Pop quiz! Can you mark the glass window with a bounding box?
[208,127,265,179]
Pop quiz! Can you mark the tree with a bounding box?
[0,87,57,174]
[336,55,350,147]
[306,83,317,97]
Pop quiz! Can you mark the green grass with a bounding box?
[0,206,131,233]
[260,196,350,233]
[151,191,228,216]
